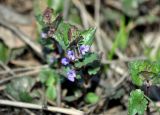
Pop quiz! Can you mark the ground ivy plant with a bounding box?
[36,8,100,100]
[128,60,160,115]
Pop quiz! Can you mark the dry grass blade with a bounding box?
[0,100,84,115]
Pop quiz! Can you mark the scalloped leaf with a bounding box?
[74,53,99,68]
[128,60,160,86]
[53,22,71,50]
[79,28,96,46]
[151,74,160,85]
[128,61,143,86]
[128,89,148,115]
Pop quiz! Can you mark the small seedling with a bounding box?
[128,60,160,115]
[36,7,100,102]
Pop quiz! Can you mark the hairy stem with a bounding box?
[146,80,150,115]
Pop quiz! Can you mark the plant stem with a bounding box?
[146,80,150,115]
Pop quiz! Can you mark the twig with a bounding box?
[103,0,124,14]
[0,61,14,75]
[56,79,61,115]
[0,62,35,115]
[0,68,40,84]
[0,65,66,85]
[74,0,89,28]
[0,61,17,84]
[94,0,104,53]
[150,32,160,58]
[113,72,128,88]
[5,93,35,115]
[0,85,5,91]
[0,100,84,115]
[0,63,48,84]
[0,65,48,75]
[56,79,61,107]
[63,0,70,21]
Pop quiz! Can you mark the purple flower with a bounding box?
[67,69,76,82]
[61,58,69,65]
[67,50,75,61]
[41,32,47,38]
[80,45,90,55]
[50,57,54,63]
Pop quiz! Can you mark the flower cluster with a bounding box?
[61,45,90,82]
[39,8,99,84]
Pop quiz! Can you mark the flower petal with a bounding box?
[68,76,75,82]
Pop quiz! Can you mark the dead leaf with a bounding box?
[0,26,25,49]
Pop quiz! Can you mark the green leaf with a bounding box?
[39,68,50,83]
[128,60,160,86]
[85,92,99,104]
[19,91,33,102]
[52,13,63,31]
[128,61,143,86]
[53,22,71,50]
[108,17,129,59]
[39,68,58,85]
[128,89,148,115]
[0,42,10,63]
[46,86,57,100]
[117,17,128,50]
[46,74,56,86]
[122,0,139,17]
[152,75,160,85]
[35,14,44,26]
[76,74,82,79]
[40,32,55,46]
[80,28,96,46]
[5,77,35,101]
[47,0,64,13]
[88,66,100,75]
[75,53,99,68]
